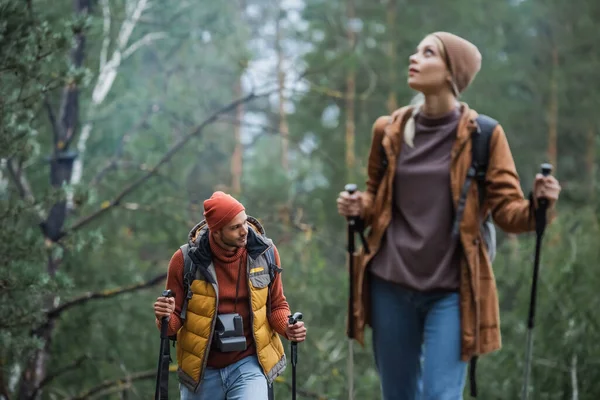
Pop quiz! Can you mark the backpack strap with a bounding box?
[179,243,196,323]
[451,115,498,238]
[264,246,282,317]
[472,115,498,206]
[461,114,498,398]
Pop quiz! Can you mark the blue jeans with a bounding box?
[370,275,467,400]
[180,355,269,400]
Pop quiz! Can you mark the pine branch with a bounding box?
[46,272,166,319]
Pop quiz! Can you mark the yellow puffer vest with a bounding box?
[175,217,286,393]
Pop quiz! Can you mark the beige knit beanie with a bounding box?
[432,32,482,95]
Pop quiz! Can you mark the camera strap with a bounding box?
[234,255,244,313]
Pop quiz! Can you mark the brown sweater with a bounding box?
[157,235,290,369]
[370,107,462,292]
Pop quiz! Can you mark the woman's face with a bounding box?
[407,35,452,95]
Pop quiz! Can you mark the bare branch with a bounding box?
[47,273,166,319]
[118,0,149,49]
[6,159,35,203]
[89,107,155,186]
[571,353,579,400]
[66,368,161,400]
[99,0,111,70]
[122,32,168,59]
[5,159,46,220]
[64,91,269,236]
[29,355,89,399]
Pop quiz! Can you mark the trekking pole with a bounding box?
[288,312,303,400]
[155,289,174,400]
[343,184,370,400]
[521,163,553,400]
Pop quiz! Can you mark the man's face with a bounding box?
[217,211,248,248]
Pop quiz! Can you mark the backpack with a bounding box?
[379,113,499,397]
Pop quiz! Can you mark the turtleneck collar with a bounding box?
[209,233,246,263]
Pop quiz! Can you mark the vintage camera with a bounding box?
[213,313,247,352]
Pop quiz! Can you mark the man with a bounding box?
[154,191,307,399]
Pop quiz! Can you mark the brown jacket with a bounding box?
[352,103,553,361]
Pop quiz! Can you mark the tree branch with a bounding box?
[5,159,46,220]
[29,355,89,399]
[66,368,166,400]
[6,159,35,203]
[571,353,579,400]
[63,90,270,237]
[122,31,168,59]
[46,272,166,319]
[99,0,111,70]
[89,106,155,186]
[117,0,149,49]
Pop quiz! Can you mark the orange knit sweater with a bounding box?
[157,235,290,368]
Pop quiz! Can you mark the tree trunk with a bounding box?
[345,0,356,181]
[231,77,244,196]
[230,0,246,196]
[385,0,397,113]
[19,1,90,398]
[276,6,290,172]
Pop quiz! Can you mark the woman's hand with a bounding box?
[336,191,364,217]
[533,173,561,209]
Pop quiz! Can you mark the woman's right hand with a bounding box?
[337,191,364,217]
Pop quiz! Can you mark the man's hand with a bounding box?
[286,320,307,343]
[154,296,175,320]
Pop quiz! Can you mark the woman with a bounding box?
[336,32,561,399]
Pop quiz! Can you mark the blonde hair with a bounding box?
[403,93,425,148]
[404,35,456,148]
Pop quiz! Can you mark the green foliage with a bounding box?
[1,0,599,398]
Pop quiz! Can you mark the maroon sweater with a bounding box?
[370,107,462,292]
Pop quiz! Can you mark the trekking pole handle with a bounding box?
[288,312,302,367]
[344,183,357,195]
[540,163,553,177]
[344,183,359,229]
[288,312,303,326]
[160,290,175,339]
[537,163,553,209]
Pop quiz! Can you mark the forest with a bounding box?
[1,0,599,398]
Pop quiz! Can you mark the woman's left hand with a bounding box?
[533,173,561,209]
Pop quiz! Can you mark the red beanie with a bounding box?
[203,191,245,232]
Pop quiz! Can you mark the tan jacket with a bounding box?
[351,103,553,360]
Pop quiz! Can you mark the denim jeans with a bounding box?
[180,355,269,400]
[370,275,467,400]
